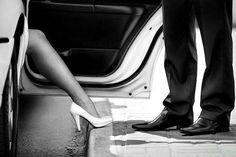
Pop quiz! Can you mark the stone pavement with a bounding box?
[88,97,236,157]
[87,29,236,157]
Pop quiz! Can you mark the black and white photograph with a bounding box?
[0,0,236,156]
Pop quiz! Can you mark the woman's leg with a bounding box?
[27,29,99,117]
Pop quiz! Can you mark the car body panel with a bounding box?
[0,39,14,96]
[0,0,24,37]
[0,0,27,108]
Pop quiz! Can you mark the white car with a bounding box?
[0,0,28,156]
[0,0,163,156]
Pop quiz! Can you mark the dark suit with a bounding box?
[162,0,234,127]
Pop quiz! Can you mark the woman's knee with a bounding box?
[29,29,46,39]
[27,29,46,52]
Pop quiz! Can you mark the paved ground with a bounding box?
[87,29,236,157]
[88,98,236,157]
[17,95,90,157]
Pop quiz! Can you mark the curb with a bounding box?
[87,99,116,157]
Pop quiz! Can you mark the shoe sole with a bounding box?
[132,123,192,131]
[180,127,230,136]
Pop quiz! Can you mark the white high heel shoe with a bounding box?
[70,102,112,131]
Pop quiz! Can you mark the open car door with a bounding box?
[21,0,164,98]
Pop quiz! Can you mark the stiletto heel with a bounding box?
[71,113,81,131]
[70,102,112,131]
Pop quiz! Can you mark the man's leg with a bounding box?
[180,0,234,135]
[132,0,196,130]
[162,0,197,118]
[196,0,234,125]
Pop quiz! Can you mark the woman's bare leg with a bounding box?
[27,29,99,117]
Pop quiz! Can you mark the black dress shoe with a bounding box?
[180,117,229,135]
[132,108,193,131]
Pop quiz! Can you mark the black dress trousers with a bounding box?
[162,0,234,125]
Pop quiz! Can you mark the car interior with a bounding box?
[25,0,162,84]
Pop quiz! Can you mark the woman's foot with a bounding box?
[70,102,112,131]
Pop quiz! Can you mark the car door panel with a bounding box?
[28,48,119,76]
[22,0,163,98]
[27,0,160,77]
